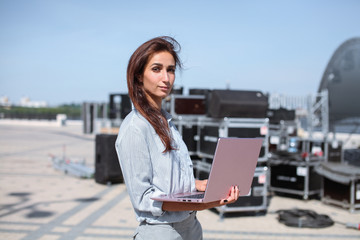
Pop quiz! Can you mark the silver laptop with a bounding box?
[151,137,263,203]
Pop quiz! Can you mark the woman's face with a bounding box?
[141,51,176,109]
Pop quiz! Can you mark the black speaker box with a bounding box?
[267,108,296,124]
[95,134,123,184]
[207,90,268,118]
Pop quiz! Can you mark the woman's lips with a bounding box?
[159,86,169,91]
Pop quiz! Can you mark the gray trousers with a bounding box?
[134,211,203,240]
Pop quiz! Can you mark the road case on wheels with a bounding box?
[193,160,268,218]
[172,116,199,156]
[315,162,360,213]
[268,158,322,200]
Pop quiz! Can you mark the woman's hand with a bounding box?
[195,179,208,192]
[205,185,240,209]
[162,185,240,212]
[195,181,240,208]
[219,185,239,205]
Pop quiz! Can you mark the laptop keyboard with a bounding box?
[178,193,204,199]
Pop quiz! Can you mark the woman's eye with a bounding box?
[152,67,160,72]
[168,68,175,73]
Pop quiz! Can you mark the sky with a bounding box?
[0,0,359,106]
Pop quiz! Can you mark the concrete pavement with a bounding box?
[0,121,359,240]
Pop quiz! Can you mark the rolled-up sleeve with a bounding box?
[115,125,165,217]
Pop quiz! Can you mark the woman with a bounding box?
[115,36,239,240]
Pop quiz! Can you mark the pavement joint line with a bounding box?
[48,130,94,141]
[0,197,97,219]
[19,185,115,240]
[0,229,34,234]
[0,221,42,226]
[203,239,270,240]
[203,239,266,240]
[0,172,79,178]
[84,225,136,231]
[0,141,79,158]
[57,189,128,240]
[80,233,133,239]
[203,229,360,239]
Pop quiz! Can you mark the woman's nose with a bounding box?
[162,71,170,82]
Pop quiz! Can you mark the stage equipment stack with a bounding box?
[196,116,270,216]
[169,89,271,217]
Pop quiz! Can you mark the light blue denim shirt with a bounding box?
[115,109,196,224]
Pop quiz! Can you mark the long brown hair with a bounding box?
[127,36,182,153]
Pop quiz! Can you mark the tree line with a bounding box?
[0,104,82,120]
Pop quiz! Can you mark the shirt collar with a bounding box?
[161,109,172,123]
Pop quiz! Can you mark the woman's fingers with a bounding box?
[229,185,238,199]
[220,186,239,205]
[202,180,208,190]
[195,179,209,192]
[231,186,236,199]
[232,185,239,202]
[234,185,239,200]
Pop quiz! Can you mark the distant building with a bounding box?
[0,96,11,107]
[19,97,48,108]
